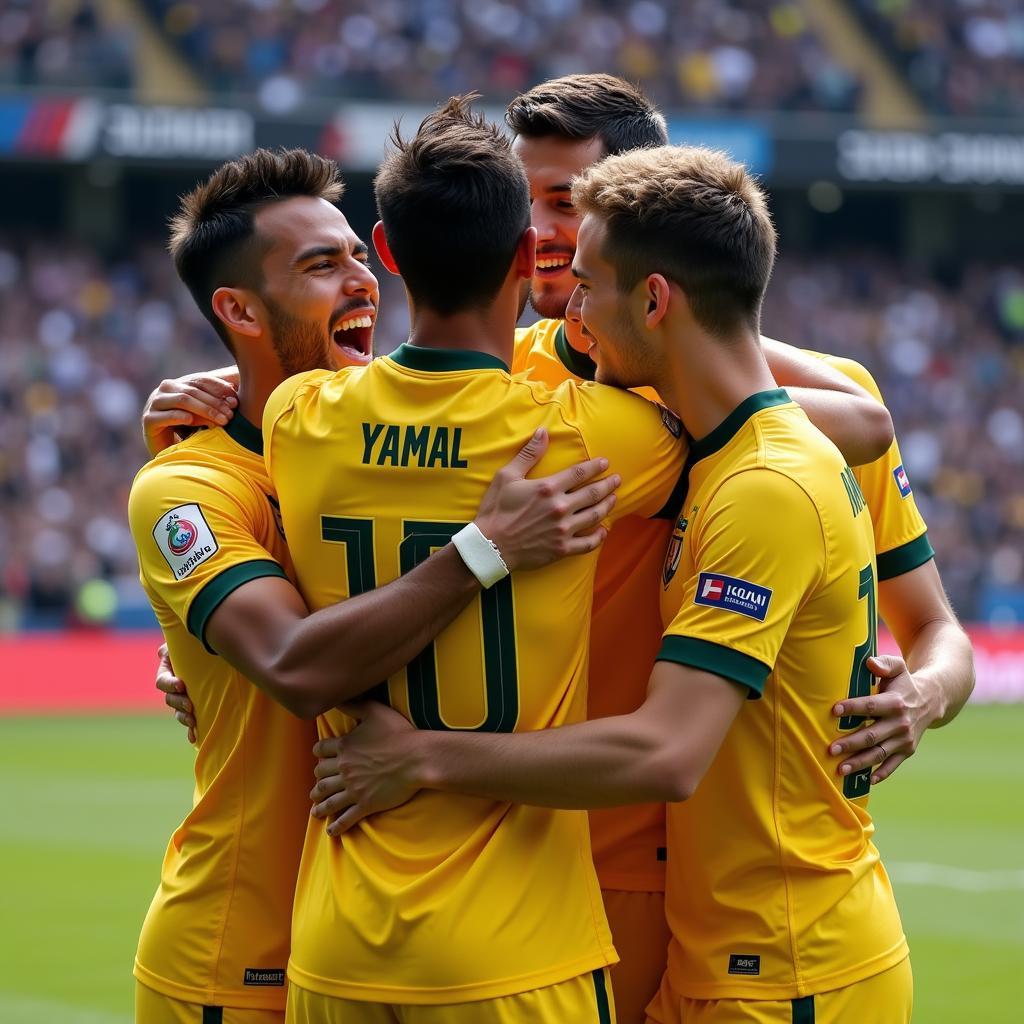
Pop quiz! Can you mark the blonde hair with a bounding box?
[572,145,776,337]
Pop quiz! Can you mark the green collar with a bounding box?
[224,412,263,455]
[389,343,509,373]
[553,322,596,381]
[688,389,792,464]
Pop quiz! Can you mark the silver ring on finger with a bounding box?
[876,742,888,762]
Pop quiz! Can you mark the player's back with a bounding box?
[264,342,685,1004]
[127,423,316,1011]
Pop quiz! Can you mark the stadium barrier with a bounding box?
[0,627,1021,714]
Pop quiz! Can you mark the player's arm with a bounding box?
[203,433,619,719]
[760,337,893,466]
[312,470,818,830]
[142,366,240,456]
[831,560,975,783]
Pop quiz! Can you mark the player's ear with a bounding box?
[513,226,537,281]
[211,287,262,338]
[644,273,671,329]
[371,222,401,276]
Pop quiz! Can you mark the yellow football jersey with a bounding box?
[807,351,933,580]
[127,416,317,1011]
[515,318,673,891]
[657,389,907,1001]
[263,342,686,1003]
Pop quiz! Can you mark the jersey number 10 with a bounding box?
[322,516,520,733]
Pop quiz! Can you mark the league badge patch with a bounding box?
[154,503,218,579]
[893,463,913,498]
[663,513,688,588]
[694,572,772,621]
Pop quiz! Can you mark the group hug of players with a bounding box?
[128,75,974,1024]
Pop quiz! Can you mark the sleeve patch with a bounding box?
[153,503,219,579]
[893,463,913,498]
[694,572,772,621]
[660,404,683,438]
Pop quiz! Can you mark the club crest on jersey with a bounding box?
[893,463,913,498]
[663,514,689,588]
[694,572,772,621]
[153,504,218,579]
[659,404,683,439]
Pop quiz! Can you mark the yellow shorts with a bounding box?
[135,981,284,1024]
[286,968,616,1023]
[602,889,670,1024]
[647,956,912,1024]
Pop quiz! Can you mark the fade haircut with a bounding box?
[374,95,531,316]
[168,148,344,350]
[573,146,777,338]
[506,74,668,156]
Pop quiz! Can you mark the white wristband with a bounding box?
[452,522,509,589]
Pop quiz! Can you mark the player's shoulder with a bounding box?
[264,368,340,423]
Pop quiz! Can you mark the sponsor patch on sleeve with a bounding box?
[694,572,772,621]
[893,463,912,498]
[153,503,218,579]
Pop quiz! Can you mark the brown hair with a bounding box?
[572,145,777,338]
[169,148,344,350]
[506,74,668,155]
[374,95,530,316]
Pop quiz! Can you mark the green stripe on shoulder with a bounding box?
[876,532,934,581]
[186,559,288,653]
[657,636,770,698]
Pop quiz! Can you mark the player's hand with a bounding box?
[310,701,419,835]
[830,654,937,784]
[155,643,196,744]
[142,374,239,457]
[473,427,620,571]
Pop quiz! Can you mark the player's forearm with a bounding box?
[894,616,975,727]
[274,546,480,715]
[408,709,688,809]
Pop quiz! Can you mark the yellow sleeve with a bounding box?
[572,383,687,522]
[817,354,933,580]
[657,470,825,697]
[128,462,287,651]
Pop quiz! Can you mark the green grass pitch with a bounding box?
[0,705,1020,1022]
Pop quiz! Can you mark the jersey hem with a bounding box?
[669,937,909,1001]
[876,532,934,581]
[286,947,618,1005]
[134,960,287,1011]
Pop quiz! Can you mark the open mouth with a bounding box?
[331,309,375,365]
[534,252,573,279]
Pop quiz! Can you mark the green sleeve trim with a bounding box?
[876,532,934,581]
[553,323,597,381]
[186,559,288,653]
[656,635,770,699]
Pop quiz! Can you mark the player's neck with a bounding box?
[234,361,281,431]
[405,302,516,368]
[662,329,777,443]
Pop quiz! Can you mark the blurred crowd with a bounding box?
[139,0,859,114]
[1,233,1021,629]
[852,0,1024,117]
[0,0,134,90]
[9,1,1022,120]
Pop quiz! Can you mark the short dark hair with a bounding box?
[374,95,531,316]
[573,146,777,338]
[169,148,344,350]
[506,74,668,156]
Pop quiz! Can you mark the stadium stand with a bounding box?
[0,232,1021,628]
[850,0,1024,117]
